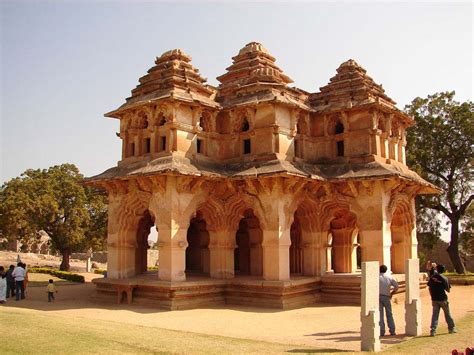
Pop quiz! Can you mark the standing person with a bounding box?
[47,279,58,302]
[11,262,26,300]
[428,264,457,336]
[22,263,29,294]
[0,266,7,304]
[6,265,15,298]
[379,264,399,336]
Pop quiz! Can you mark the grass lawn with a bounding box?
[26,272,73,287]
[383,314,474,354]
[0,308,317,354]
[1,307,472,354]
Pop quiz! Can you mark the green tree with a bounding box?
[460,205,474,256]
[405,91,473,273]
[0,164,107,270]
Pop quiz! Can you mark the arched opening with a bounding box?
[390,205,413,274]
[186,213,210,276]
[135,211,155,275]
[290,214,303,275]
[242,118,250,132]
[335,120,345,157]
[329,209,357,273]
[137,111,148,129]
[234,209,263,276]
[199,111,212,132]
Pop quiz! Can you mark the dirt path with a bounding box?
[3,276,473,352]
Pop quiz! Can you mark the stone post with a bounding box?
[156,228,187,281]
[208,229,235,279]
[405,258,422,336]
[262,229,291,281]
[360,261,380,352]
[86,258,92,272]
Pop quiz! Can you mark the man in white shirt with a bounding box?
[379,264,399,336]
[11,262,25,300]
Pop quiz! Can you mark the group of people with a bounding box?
[378,261,457,337]
[0,262,29,303]
[0,262,58,303]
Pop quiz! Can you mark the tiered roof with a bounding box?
[216,42,308,108]
[310,59,397,112]
[107,49,218,117]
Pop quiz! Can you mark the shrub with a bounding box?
[94,269,106,275]
[29,267,85,283]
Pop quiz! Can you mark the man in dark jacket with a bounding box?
[427,264,457,336]
[5,265,15,298]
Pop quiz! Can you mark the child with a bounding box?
[47,279,58,302]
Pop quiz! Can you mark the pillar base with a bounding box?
[360,310,381,352]
[405,298,422,336]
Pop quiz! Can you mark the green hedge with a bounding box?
[29,267,85,283]
[94,269,106,275]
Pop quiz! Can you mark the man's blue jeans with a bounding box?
[379,295,395,335]
[430,300,455,331]
[15,280,25,300]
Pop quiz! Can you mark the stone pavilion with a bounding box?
[87,42,437,309]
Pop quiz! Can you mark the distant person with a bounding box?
[379,264,399,336]
[0,266,6,304]
[6,265,15,298]
[11,262,26,300]
[47,279,58,302]
[22,263,29,293]
[428,264,457,336]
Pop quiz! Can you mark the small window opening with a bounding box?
[294,139,299,157]
[337,141,344,157]
[145,138,151,154]
[243,139,251,155]
[160,136,167,152]
[159,118,166,126]
[197,139,202,154]
[130,143,135,157]
[242,119,250,132]
[335,121,344,134]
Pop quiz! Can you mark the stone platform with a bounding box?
[93,273,321,310]
[92,272,426,310]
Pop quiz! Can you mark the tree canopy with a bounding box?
[0,164,107,270]
[405,91,473,273]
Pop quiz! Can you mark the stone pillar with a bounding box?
[157,227,187,281]
[122,134,128,159]
[360,261,380,352]
[262,228,291,280]
[108,223,140,279]
[150,176,196,282]
[405,259,422,336]
[208,229,235,279]
[360,230,391,267]
[331,228,355,273]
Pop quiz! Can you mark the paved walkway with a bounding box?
[3,274,474,352]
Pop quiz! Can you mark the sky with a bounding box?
[1,1,472,185]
